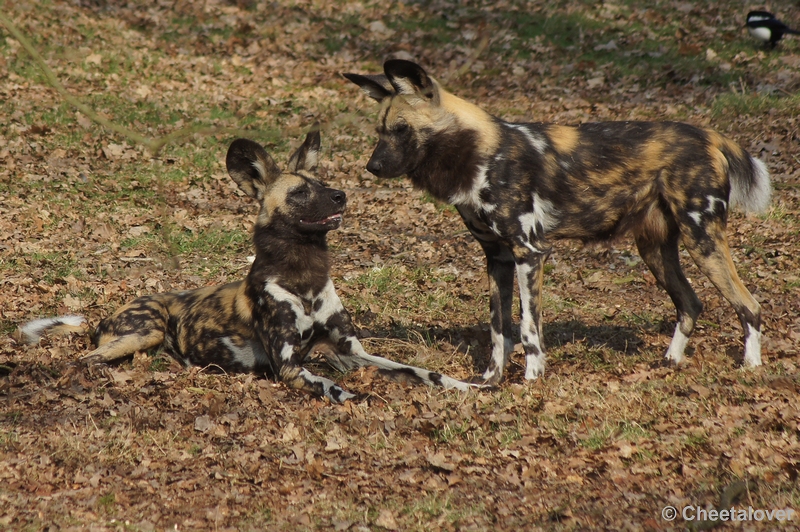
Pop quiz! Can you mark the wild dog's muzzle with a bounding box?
[365,139,408,179]
[366,153,384,177]
[301,188,346,229]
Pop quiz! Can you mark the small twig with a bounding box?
[147,430,169,457]
[118,257,155,262]
[198,364,229,376]
[87,412,100,433]
[366,390,389,404]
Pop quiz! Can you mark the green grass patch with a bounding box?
[0,320,18,336]
[343,264,475,329]
[712,92,800,118]
[431,419,472,445]
[420,192,457,213]
[25,253,81,284]
[619,421,651,441]
[580,425,615,450]
[168,226,249,256]
[320,14,364,53]
[187,444,203,456]
[401,492,487,529]
[148,355,171,372]
[97,493,116,509]
[682,432,709,449]
[0,428,20,451]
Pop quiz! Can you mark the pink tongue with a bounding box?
[306,214,341,224]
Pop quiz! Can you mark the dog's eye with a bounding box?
[289,186,310,199]
[394,122,409,133]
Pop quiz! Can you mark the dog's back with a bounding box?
[485,120,771,244]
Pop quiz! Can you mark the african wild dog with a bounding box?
[344,60,772,385]
[20,128,475,402]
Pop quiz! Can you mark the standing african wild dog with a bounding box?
[344,60,772,385]
[20,128,475,402]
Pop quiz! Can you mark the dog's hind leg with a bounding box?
[82,330,166,364]
[680,219,762,367]
[84,296,169,364]
[635,229,703,365]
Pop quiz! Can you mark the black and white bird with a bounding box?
[746,10,800,48]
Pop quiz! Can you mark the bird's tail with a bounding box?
[18,315,88,344]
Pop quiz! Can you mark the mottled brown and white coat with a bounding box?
[344,60,771,384]
[21,129,474,402]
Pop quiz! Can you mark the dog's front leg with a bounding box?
[277,363,356,403]
[514,246,550,380]
[256,315,356,403]
[479,242,516,385]
[319,295,475,392]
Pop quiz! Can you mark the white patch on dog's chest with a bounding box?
[311,280,345,325]
[513,194,559,254]
[263,279,315,336]
[263,277,344,351]
[449,164,495,212]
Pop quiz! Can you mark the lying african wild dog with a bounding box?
[20,128,475,402]
[344,60,772,384]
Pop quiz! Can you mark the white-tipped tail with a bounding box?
[19,315,86,344]
[730,157,772,213]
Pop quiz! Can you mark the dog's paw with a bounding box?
[654,356,686,369]
[524,353,546,380]
[328,386,357,404]
[742,353,763,368]
[467,374,500,390]
[480,367,504,386]
[79,354,105,366]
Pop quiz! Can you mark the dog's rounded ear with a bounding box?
[287,124,322,173]
[383,59,438,103]
[226,139,281,200]
[342,72,394,101]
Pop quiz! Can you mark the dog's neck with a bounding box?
[407,89,500,203]
[437,89,500,156]
[247,230,331,296]
[408,126,487,203]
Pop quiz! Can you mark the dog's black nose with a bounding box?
[366,159,382,175]
[331,190,346,205]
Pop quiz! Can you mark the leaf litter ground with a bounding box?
[0,1,799,530]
